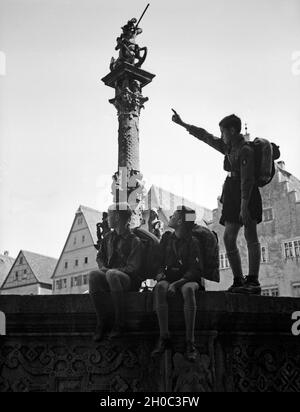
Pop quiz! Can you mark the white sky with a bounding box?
[0,0,299,259]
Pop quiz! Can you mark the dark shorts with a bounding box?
[219,177,262,226]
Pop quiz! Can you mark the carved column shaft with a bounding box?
[102,62,155,228]
[118,113,140,171]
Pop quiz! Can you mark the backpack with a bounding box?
[250,138,280,187]
[192,224,220,283]
[133,227,161,281]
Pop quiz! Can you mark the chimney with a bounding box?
[277,161,285,170]
[4,251,9,256]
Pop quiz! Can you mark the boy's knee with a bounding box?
[155,281,169,296]
[182,283,198,302]
[106,269,122,284]
[89,270,101,285]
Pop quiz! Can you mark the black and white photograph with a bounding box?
[0,0,300,395]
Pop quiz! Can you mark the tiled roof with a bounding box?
[78,205,103,244]
[22,251,57,285]
[0,254,15,288]
[145,185,213,225]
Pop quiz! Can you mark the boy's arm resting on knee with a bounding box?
[156,231,172,281]
[183,241,205,282]
[117,237,143,277]
[96,238,108,270]
[172,278,189,289]
[185,125,226,155]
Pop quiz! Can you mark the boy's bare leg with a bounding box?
[105,269,131,338]
[181,282,199,362]
[224,222,244,292]
[237,220,261,294]
[89,269,110,341]
[151,280,170,356]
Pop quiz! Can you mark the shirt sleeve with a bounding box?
[96,236,108,269]
[240,144,255,202]
[158,232,171,273]
[118,236,143,276]
[183,238,204,282]
[185,125,227,155]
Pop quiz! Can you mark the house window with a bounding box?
[71,275,82,287]
[82,235,85,243]
[73,236,77,245]
[23,269,28,280]
[78,216,83,225]
[292,284,300,298]
[15,271,19,281]
[283,238,300,259]
[83,274,88,285]
[262,287,279,297]
[56,279,62,290]
[62,279,67,289]
[84,257,88,264]
[75,259,79,267]
[64,261,68,269]
[261,245,269,263]
[263,208,273,222]
[219,252,230,270]
[19,257,23,265]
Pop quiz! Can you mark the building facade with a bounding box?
[52,205,102,295]
[1,250,57,295]
[206,161,300,297]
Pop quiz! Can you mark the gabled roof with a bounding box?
[0,254,15,288]
[51,205,103,279]
[145,185,213,225]
[1,250,57,288]
[78,205,102,244]
[22,250,57,285]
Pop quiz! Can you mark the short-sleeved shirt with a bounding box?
[159,231,204,284]
[97,229,143,278]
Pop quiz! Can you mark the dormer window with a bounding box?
[263,208,273,222]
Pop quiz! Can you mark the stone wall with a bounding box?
[1,293,300,392]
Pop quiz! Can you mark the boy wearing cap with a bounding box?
[152,206,204,362]
[171,111,262,295]
[89,203,143,341]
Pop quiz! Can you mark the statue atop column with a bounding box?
[110,18,148,71]
[102,5,155,228]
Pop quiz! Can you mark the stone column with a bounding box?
[102,63,155,227]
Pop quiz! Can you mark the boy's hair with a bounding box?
[176,205,196,230]
[219,114,242,134]
[108,203,132,222]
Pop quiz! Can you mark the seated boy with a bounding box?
[152,206,204,362]
[89,203,143,341]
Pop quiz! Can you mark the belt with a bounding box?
[227,171,240,178]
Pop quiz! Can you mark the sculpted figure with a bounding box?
[110,18,148,71]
